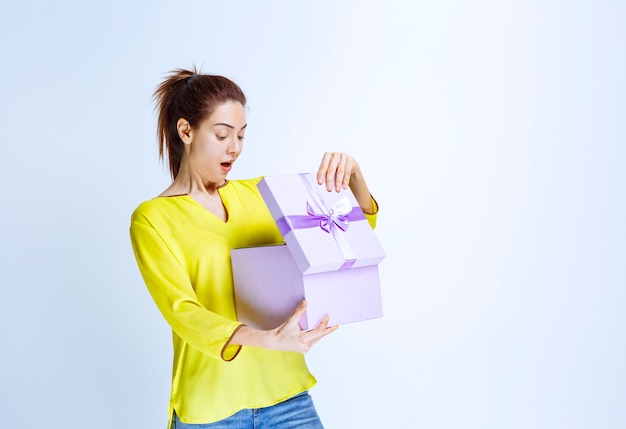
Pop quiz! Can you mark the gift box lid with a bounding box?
[258,173,386,275]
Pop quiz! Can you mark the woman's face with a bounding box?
[189,100,246,184]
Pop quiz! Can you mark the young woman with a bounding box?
[129,68,379,428]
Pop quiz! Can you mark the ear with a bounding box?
[177,118,193,145]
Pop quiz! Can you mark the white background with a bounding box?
[0,1,624,428]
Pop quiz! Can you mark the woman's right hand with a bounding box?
[230,300,338,353]
[267,300,338,353]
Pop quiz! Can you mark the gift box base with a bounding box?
[232,244,383,330]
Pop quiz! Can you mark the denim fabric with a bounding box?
[171,391,324,429]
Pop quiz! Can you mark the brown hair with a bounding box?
[153,67,247,179]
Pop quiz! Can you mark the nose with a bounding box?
[229,136,242,156]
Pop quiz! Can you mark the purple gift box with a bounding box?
[231,173,386,330]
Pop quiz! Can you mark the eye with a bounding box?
[216,135,227,141]
[238,135,245,141]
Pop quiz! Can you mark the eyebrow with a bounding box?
[213,123,247,130]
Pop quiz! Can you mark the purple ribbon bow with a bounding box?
[276,198,365,238]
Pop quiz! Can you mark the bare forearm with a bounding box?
[230,325,273,349]
[349,163,375,214]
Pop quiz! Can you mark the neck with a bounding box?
[167,161,226,196]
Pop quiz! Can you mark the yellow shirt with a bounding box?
[129,177,377,425]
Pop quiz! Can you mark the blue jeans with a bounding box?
[171,391,324,429]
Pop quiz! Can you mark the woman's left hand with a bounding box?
[316,152,375,213]
[316,152,360,192]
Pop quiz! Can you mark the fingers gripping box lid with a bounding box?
[231,173,386,330]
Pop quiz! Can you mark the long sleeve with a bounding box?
[130,212,242,361]
[363,196,379,229]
